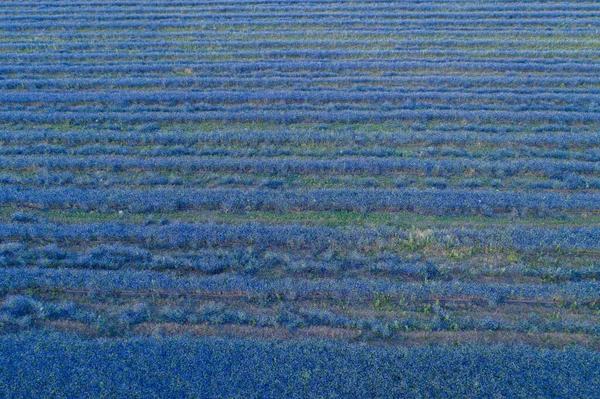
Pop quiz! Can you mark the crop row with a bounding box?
[4,17,600,30]
[9,48,598,60]
[2,155,599,177]
[6,10,600,21]
[2,144,598,164]
[3,37,599,51]
[0,152,600,177]
[1,125,596,148]
[1,28,593,40]
[1,240,598,283]
[3,2,600,12]
[3,110,600,124]
[0,187,598,215]
[4,101,596,116]
[3,76,598,91]
[2,267,600,303]
[3,171,599,192]
[3,294,600,342]
[5,52,596,64]
[5,10,600,18]
[7,102,597,115]
[2,90,598,107]
[1,0,596,6]
[1,221,598,253]
[4,60,600,74]
[15,47,597,58]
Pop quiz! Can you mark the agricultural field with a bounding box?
[1,0,600,397]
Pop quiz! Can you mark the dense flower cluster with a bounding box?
[2,334,600,398]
